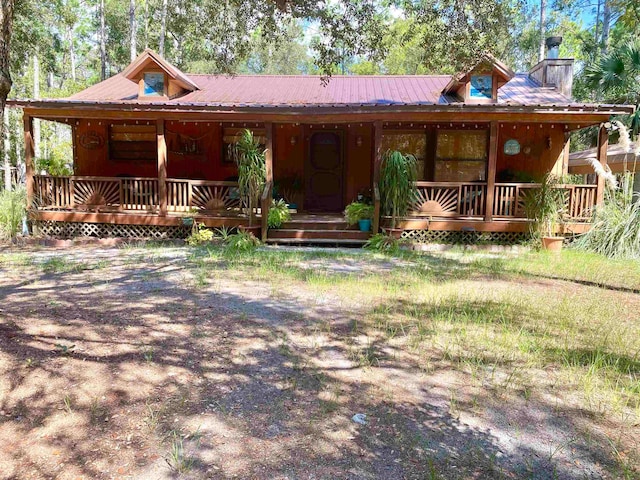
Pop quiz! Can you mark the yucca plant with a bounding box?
[379,150,417,229]
[230,129,266,226]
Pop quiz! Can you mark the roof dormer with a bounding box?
[442,53,515,103]
[122,49,199,100]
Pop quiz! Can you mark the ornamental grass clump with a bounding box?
[379,150,417,229]
[267,199,291,228]
[575,173,640,258]
[0,188,26,241]
[575,124,640,258]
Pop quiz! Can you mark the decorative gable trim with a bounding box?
[122,49,199,99]
[442,53,515,103]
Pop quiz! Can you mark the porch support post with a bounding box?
[156,119,168,216]
[595,122,608,206]
[265,122,273,183]
[24,114,35,209]
[373,121,383,185]
[484,121,499,221]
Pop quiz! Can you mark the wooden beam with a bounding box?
[156,119,168,216]
[21,106,617,127]
[595,123,608,206]
[24,115,35,208]
[484,121,499,221]
[562,132,571,175]
[32,210,249,228]
[265,122,273,183]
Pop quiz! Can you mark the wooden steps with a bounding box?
[266,214,371,245]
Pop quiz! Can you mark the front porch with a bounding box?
[30,173,597,240]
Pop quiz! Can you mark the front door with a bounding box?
[305,131,343,212]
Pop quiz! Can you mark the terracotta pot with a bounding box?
[542,236,564,252]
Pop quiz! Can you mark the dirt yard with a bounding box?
[0,244,638,479]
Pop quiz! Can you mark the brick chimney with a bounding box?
[529,36,574,100]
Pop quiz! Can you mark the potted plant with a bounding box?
[230,129,266,235]
[379,150,418,237]
[268,199,291,229]
[344,201,374,232]
[524,173,566,251]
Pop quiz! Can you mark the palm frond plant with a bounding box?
[523,173,566,249]
[230,129,266,226]
[379,150,418,230]
[584,40,640,138]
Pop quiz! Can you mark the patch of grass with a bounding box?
[41,257,89,274]
[166,431,195,474]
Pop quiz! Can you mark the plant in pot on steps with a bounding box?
[230,129,266,236]
[344,201,374,232]
[379,149,418,238]
[524,173,566,251]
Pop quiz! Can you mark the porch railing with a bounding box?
[409,182,487,218]
[33,175,241,214]
[399,181,596,222]
[493,183,597,220]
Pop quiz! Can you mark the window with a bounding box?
[435,130,487,182]
[109,124,156,162]
[222,128,266,164]
[143,72,165,96]
[381,132,427,179]
[469,74,493,100]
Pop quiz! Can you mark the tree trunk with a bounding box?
[594,0,601,53]
[33,55,40,159]
[68,28,76,81]
[159,0,167,57]
[0,0,15,189]
[100,0,106,80]
[130,0,137,61]
[3,108,10,191]
[538,0,547,62]
[143,0,149,49]
[601,0,611,55]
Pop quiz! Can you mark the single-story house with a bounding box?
[9,40,635,244]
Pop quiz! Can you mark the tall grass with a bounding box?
[0,188,26,241]
[575,173,640,258]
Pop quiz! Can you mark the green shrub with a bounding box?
[224,230,260,253]
[344,202,374,225]
[267,199,291,228]
[364,233,403,254]
[0,188,26,241]
[574,173,640,258]
[186,223,214,246]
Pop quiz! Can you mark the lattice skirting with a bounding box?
[401,229,531,245]
[32,221,191,239]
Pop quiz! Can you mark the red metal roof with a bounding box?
[13,70,632,115]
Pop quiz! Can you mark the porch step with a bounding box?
[280,220,355,230]
[266,238,368,246]
[267,229,370,242]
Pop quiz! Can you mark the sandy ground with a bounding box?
[0,245,637,479]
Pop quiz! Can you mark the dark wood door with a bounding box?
[305,131,343,212]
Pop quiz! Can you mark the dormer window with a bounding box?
[143,72,165,96]
[469,75,493,99]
